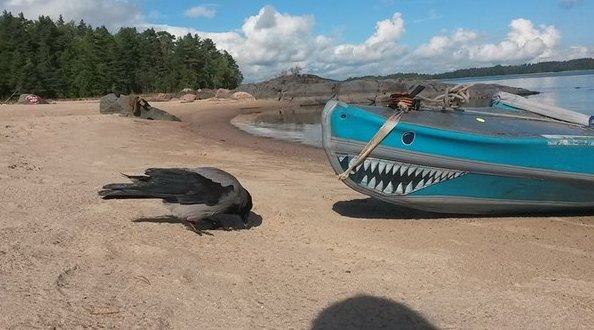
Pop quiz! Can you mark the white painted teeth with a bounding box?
[396,183,404,194]
[415,179,425,191]
[379,162,386,175]
[404,182,413,194]
[375,181,384,191]
[337,154,466,196]
[384,181,394,194]
[392,164,400,175]
[400,165,408,176]
[407,167,415,176]
[370,161,378,173]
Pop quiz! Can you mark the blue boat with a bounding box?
[321,93,594,214]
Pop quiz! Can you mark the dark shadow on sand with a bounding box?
[132,211,263,234]
[310,294,437,330]
[333,198,594,220]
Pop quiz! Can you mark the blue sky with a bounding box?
[145,0,590,47]
[1,0,593,82]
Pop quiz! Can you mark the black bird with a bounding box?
[99,167,252,235]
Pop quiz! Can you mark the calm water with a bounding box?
[232,107,324,147]
[444,69,594,115]
[236,70,594,146]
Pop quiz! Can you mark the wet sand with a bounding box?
[0,99,593,329]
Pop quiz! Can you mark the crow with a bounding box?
[98,167,252,235]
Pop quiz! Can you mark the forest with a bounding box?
[0,11,244,99]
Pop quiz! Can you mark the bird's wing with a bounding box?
[191,167,242,188]
[101,168,234,205]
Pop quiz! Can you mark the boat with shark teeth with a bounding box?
[321,92,594,214]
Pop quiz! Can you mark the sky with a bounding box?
[1,0,593,82]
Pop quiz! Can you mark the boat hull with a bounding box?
[322,100,594,214]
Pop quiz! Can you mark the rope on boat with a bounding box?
[417,84,472,109]
[337,110,405,180]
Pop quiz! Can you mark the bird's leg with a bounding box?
[183,218,213,236]
[183,219,199,233]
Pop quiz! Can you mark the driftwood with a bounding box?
[1,90,19,105]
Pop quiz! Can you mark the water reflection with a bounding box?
[233,107,324,147]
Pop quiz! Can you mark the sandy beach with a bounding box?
[1,99,593,329]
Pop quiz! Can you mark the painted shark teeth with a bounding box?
[336,154,466,196]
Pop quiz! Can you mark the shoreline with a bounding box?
[158,99,328,163]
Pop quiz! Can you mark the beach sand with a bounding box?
[0,99,593,329]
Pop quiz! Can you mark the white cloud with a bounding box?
[183,5,216,18]
[306,13,407,78]
[194,6,318,81]
[0,0,144,30]
[414,28,479,58]
[462,18,560,62]
[408,19,564,73]
[549,46,594,61]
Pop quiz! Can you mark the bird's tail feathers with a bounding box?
[120,173,150,183]
[99,183,175,201]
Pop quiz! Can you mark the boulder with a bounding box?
[17,94,46,105]
[215,88,232,99]
[99,93,123,114]
[99,93,180,121]
[231,91,256,101]
[136,102,181,121]
[180,93,197,103]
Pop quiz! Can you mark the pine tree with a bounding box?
[30,15,61,97]
[114,27,140,94]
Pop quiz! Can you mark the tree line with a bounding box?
[0,11,244,99]
[346,58,594,81]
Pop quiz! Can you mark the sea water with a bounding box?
[236,70,594,146]
[444,69,594,114]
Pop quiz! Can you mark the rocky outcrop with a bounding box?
[99,93,180,121]
[196,89,216,100]
[237,74,538,107]
[99,93,123,113]
[215,88,233,99]
[180,94,197,103]
[231,91,256,101]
